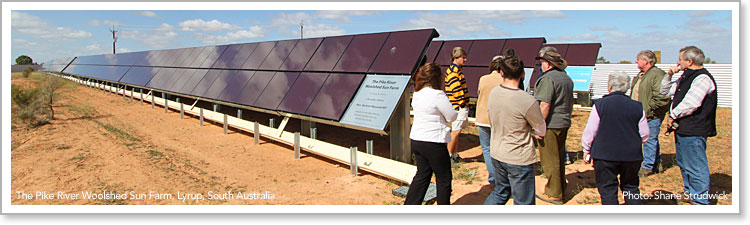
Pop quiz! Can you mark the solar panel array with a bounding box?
[426,38,547,97]
[528,43,602,88]
[60,29,439,122]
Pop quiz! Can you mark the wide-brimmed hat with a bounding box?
[535,51,568,70]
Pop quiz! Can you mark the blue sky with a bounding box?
[10,9,733,65]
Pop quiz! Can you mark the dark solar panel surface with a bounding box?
[332,32,389,73]
[277,72,329,114]
[564,43,601,66]
[233,71,275,106]
[465,39,506,67]
[241,41,277,70]
[460,66,489,97]
[259,39,299,70]
[502,38,546,67]
[120,66,160,86]
[424,41,443,63]
[305,73,365,120]
[253,71,301,110]
[280,38,323,71]
[304,35,353,71]
[435,40,473,65]
[369,29,437,74]
[190,69,224,96]
[61,29,438,124]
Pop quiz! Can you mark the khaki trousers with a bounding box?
[538,127,569,199]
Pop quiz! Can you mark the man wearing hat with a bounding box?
[533,51,574,204]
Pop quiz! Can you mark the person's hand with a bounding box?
[534,135,543,140]
[583,152,591,164]
[668,64,682,76]
[667,117,674,128]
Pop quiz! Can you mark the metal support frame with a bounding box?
[389,88,412,163]
[151,91,155,109]
[140,89,143,105]
[178,98,184,119]
[310,127,317,140]
[254,122,260,145]
[350,147,358,176]
[269,118,275,128]
[163,93,168,113]
[200,108,204,126]
[223,114,228,135]
[366,140,374,155]
[130,87,134,102]
[301,120,316,137]
[294,132,300,159]
[276,116,290,137]
[237,109,242,119]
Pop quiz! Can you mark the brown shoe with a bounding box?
[535,193,563,205]
[638,168,654,177]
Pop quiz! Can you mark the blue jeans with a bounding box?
[484,159,535,205]
[675,134,710,205]
[477,126,494,185]
[642,117,664,171]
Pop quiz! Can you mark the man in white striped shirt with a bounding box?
[661,46,718,205]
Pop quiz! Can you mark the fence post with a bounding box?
[254,122,260,145]
[200,108,204,126]
[223,114,228,135]
[294,132,300,159]
[350,147,358,176]
[178,98,184,119]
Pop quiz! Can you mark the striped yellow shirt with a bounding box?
[445,63,469,110]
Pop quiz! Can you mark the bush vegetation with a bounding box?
[11,74,69,127]
[22,68,33,78]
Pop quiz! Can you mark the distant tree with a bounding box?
[15,55,33,65]
[705,57,717,64]
[596,56,610,64]
[618,60,633,64]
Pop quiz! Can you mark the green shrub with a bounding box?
[11,84,48,127]
[22,68,33,78]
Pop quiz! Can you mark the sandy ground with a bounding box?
[10,73,732,205]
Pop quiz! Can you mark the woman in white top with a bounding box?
[404,63,458,205]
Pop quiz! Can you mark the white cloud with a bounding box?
[86,19,122,27]
[646,24,662,29]
[178,19,241,32]
[138,11,159,18]
[313,10,378,22]
[118,48,131,53]
[192,26,265,45]
[589,26,617,31]
[467,10,567,24]
[11,11,92,41]
[120,23,178,48]
[85,43,104,53]
[688,11,714,17]
[400,12,495,39]
[271,12,313,27]
[12,38,39,49]
[292,24,345,38]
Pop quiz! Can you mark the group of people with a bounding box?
[404,45,718,205]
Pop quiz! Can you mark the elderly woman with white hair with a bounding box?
[581,71,650,205]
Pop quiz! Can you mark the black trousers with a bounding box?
[404,140,453,205]
[593,159,642,205]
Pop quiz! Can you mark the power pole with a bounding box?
[300,20,304,39]
[109,25,119,54]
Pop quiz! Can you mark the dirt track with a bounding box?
[10,73,732,205]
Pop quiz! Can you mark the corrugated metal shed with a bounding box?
[590,64,733,107]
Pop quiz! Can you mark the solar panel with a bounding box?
[161,49,187,67]
[203,70,238,99]
[177,69,210,94]
[435,40,473,66]
[213,70,256,102]
[146,67,176,89]
[369,29,438,74]
[253,71,301,110]
[332,32,389,73]
[198,45,229,68]
[190,69,224,96]
[305,73,365,120]
[303,35,353,72]
[563,43,601,66]
[460,66,490,97]
[259,39,299,70]
[502,38,546,68]
[464,39,506,67]
[277,72,329,114]
[180,47,211,68]
[168,68,200,92]
[232,71,275,106]
[241,41,277,70]
[119,66,161,86]
[424,41,443,63]
[279,38,323,71]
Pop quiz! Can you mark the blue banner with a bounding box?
[565,66,594,91]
